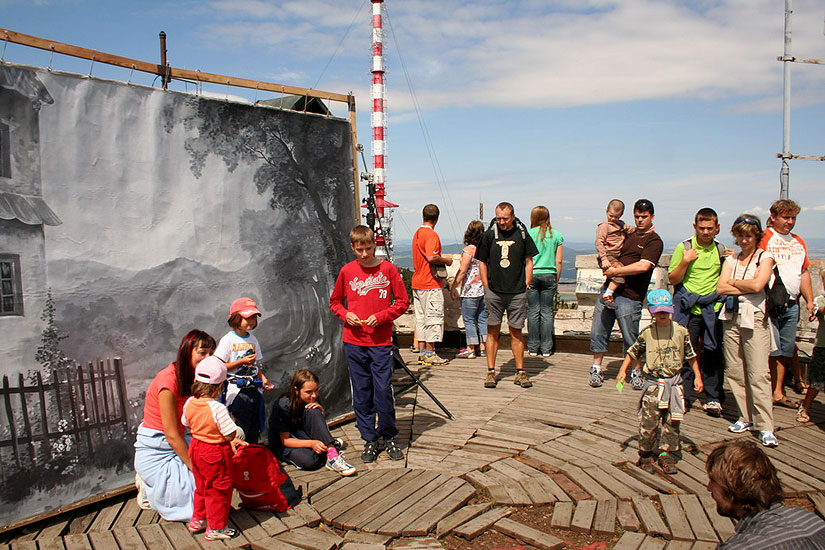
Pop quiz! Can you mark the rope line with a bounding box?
[313,0,368,90]
[384,5,462,245]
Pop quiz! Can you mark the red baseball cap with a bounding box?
[229,297,262,318]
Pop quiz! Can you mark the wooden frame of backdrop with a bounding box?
[0,27,361,219]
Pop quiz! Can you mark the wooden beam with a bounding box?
[348,95,361,223]
[0,485,134,534]
[0,28,351,104]
[776,153,825,161]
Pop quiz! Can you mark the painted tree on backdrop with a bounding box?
[164,97,354,275]
[162,97,357,413]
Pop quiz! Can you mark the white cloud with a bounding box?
[196,0,825,114]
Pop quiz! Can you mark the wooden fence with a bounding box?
[0,358,129,474]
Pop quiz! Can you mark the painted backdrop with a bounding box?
[0,63,355,528]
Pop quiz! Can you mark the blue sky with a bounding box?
[3,0,824,249]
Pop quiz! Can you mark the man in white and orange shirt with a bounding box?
[759,199,815,407]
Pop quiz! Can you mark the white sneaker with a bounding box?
[135,473,152,510]
[760,431,778,447]
[703,401,722,417]
[728,420,754,433]
[326,455,356,476]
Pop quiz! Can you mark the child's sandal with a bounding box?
[797,408,810,423]
[637,456,656,474]
[658,453,678,475]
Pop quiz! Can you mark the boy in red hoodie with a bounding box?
[330,225,409,463]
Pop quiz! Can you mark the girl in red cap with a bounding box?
[215,297,274,444]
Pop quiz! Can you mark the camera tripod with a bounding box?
[391,344,453,420]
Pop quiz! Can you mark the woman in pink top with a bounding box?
[134,330,216,521]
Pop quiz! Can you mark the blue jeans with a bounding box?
[527,272,557,354]
[460,296,488,345]
[281,408,335,470]
[590,286,642,353]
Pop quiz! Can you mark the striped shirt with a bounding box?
[722,503,825,549]
[181,397,239,445]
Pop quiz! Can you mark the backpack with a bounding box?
[749,249,790,318]
[415,226,448,286]
[488,216,529,241]
[765,266,790,318]
[682,238,726,262]
[229,444,301,512]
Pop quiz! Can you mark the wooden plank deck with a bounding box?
[5,348,825,549]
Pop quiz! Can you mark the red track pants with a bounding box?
[189,439,233,530]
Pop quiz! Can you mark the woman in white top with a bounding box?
[716,214,778,447]
[450,221,488,359]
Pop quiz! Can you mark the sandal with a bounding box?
[658,453,678,475]
[774,396,800,409]
[797,408,810,423]
[637,456,656,474]
[794,379,809,395]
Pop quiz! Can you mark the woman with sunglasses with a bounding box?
[716,214,778,447]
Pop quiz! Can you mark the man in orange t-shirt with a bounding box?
[412,204,453,366]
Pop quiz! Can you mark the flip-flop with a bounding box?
[774,396,800,409]
[793,379,809,395]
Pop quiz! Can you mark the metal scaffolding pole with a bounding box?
[780,0,792,200]
[777,1,825,199]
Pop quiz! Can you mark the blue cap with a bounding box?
[647,288,673,313]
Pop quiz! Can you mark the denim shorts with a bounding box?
[770,301,799,357]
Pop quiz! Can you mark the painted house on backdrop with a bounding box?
[0,67,62,366]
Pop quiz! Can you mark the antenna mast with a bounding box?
[777,0,825,198]
[368,0,398,260]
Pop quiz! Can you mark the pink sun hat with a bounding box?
[194,356,227,384]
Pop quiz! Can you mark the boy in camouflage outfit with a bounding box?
[617,289,703,474]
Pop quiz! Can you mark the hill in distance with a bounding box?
[392,239,592,283]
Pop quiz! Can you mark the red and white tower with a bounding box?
[367,0,397,259]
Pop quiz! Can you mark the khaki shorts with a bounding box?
[413,288,444,343]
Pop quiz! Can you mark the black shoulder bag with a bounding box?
[765,265,790,319]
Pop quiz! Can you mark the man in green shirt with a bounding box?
[668,208,727,416]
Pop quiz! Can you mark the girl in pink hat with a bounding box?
[214,297,274,444]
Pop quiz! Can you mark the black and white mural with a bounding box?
[0,63,355,528]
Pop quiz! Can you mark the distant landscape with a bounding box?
[394,240,593,283]
[393,236,825,304]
